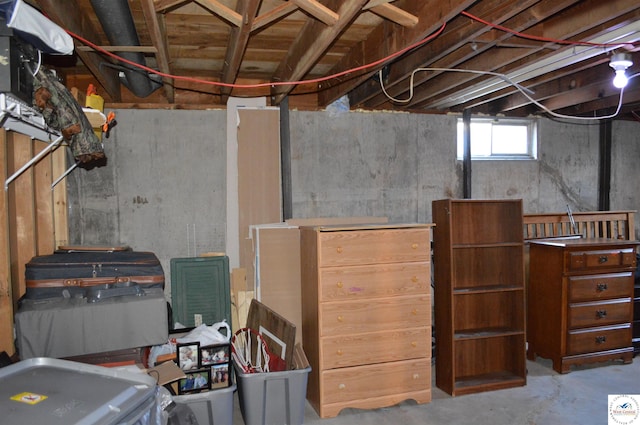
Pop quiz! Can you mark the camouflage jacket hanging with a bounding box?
[32,66,106,166]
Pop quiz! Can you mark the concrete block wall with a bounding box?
[67,108,640,295]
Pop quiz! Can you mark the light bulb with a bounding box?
[609,53,633,89]
[613,69,628,88]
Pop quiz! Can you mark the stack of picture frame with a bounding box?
[173,341,231,394]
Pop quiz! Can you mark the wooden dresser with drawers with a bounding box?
[527,237,639,373]
[300,223,433,418]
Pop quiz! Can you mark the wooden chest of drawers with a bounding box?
[527,237,639,373]
[300,223,432,418]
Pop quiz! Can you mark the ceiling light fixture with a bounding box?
[609,53,633,89]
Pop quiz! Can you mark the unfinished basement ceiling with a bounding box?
[33,0,640,120]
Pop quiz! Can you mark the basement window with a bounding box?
[456,117,538,160]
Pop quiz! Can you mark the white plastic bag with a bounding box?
[176,320,231,346]
[147,342,176,368]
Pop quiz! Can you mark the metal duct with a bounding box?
[90,0,161,98]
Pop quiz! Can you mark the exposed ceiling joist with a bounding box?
[292,0,339,26]
[252,2,298,32]
[30,0,640,120]
[368,3,418,27]
[153,0,189,13]
[270,0,369,105]
[140,0,175,102]
[193,0,242,26]
[441,5,640,113]
[220,0,262,99]
[316,0,478,108]
[351,0,544,108]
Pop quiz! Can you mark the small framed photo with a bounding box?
[200,344,230,366]
[177,342,200,371]
[210,362,231,389]
[178,369,211,394]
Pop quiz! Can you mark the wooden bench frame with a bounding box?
[523,210,636,241]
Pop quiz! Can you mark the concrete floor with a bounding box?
[231,356,640,425]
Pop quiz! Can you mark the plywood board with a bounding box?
[33,140,55,255]
[0,130,13,355]
[226,98,267,271]
[230,268,254,332]
[52,145,68,248]
[252,225,302,344]
[237,108,281,293]
[7,131,37,306]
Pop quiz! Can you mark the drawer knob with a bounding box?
[337,349,343,356]
[413,374,420,380]
[336,281,343,289]
[411,341,417,348]
[338,383,346,390]
[595,336,607,344]
[336,246,343,254]
[596,283,608,292]
[598,256,608,264]
[411,243,418,249]
[337,315,344,322]
[411,309,418,315]
[411,276,418,283]
[595,310,607,319]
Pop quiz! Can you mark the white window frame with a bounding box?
[456,116,538,160]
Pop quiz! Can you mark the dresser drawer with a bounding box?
[567,323,631,355]
[568,272,633,302]
[568,299,633,329]
[320,262,430,302]
[318,228,430,267]
[321,327,430,369]
[569,248,636,272]
[320,295,430,336]
[321,358,430,405]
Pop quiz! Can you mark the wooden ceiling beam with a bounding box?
[351,0,539,108]
[252,2,299,32]
[406,0,610,111]
[77,46,158,53]
[369,3,418,28]
[193,0,242,26]
[270,0,369,105]
[34,0,121,101]
[292,0,339,26]
[402,0,582,110]
[441,2,640,113]
[363,0,394,9]
[141,0,175,103]
[220,0,262,100]
[552,84,640,117]
[488,59,611,113]
[316,0,477,108]
[153,0,189,13]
